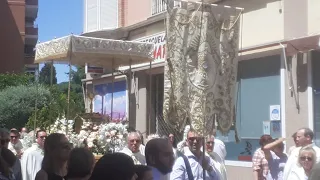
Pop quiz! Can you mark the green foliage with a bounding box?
[0,85,50,129]
[26,66,85,130]
[71,66,85,85]
[0,73,33,90]
[39,63,57,85]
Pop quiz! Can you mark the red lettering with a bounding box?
[156,46,162,59]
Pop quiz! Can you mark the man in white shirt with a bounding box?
[146,138,175,180]
[21,129,47,180]
[283,128,320,180]
[8,129,24,159]
[120,132,146,165]
[211,130,226,164]
[170,129,219,180]
[0,128,22,180]
[206,135,227,180]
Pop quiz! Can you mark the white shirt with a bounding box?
[151,167,170,180]
[287,165,308,180]
[170,148,220,180]
[8,141,24,156]
[120,147,146,165]
[208,152,227,180]
[214,139,226,164]
[283,145,320,180]
[21,143,43,180]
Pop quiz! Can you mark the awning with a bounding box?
[35,35,154,69]
[286,34,320,56]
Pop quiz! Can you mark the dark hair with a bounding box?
[90,153,135,180]
[36,129,46,138]
[0,148,16,178]
[9,129,19,136]
[259,135,273,147]
[135,165,151,180]
[300,128,314,140]
[67,148,94,179]
[145,138,169,166]
[41,133,66,173]
[1,148,16,167]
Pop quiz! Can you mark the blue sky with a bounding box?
[36,0,83,83]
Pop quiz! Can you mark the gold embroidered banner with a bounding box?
[163,2,242,135]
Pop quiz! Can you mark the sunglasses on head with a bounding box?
[300,156,313,162]
[0,139,10,145]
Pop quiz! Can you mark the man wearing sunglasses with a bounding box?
[283,128,320,180]
[120,132,146,165]
[8,129,24,159]
[21,129,47,180]
[170,129,219,180]
[0,128,22,180]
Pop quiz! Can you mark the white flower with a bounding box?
[88,142,94,148]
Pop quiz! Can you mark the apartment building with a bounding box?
[83,0,320,179]
[0,0,38,74]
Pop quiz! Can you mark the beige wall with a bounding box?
[127,0,151,26]
[220,0,284,48]
[308,0,320,35]
[226,166,252,180]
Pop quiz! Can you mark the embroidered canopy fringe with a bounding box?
[163,1,242,135]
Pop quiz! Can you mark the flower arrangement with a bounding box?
[47,117,128,155]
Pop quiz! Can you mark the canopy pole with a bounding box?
[111,59,114,121]
[128,59,132,123]
[34,65,39,140]
[66,62,71,134]
[50,61,53,86]
[148,61,152,135]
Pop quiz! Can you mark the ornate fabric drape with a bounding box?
[163,2,242,135]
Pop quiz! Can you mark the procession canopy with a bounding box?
[35,35,154,68]
[163,1,243,136]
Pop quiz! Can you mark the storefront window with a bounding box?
[216,55,281,161]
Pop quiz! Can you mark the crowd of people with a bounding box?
[2,126,320,180]
[0,127,227,180]
[252,127,320,180]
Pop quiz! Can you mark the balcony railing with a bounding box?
[26,0,38,6]
[152,0,167,16]
[25,27,38,36]
[25,46,35,57]
[151,0,181,16]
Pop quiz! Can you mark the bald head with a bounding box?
[145,138,174,174]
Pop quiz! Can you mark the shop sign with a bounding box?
[136,32,166,62]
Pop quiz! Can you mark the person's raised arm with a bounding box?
[263,138,285,150]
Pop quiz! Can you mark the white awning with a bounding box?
[35,35,154,69]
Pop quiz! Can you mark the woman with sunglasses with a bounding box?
[287,145,316,180]
[35,133,72,180]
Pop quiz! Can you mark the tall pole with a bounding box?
[111,59,114,121]
[66,62,71,134]
[34,65,39,141]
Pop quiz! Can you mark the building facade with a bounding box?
[0,0,38,74]
[83,0,320,179]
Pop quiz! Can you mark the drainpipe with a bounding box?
[279,43,300,111]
